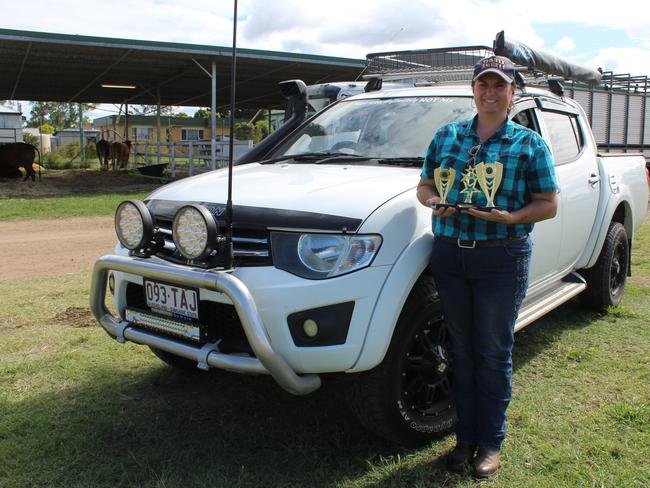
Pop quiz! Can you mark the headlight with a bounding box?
[172,204,218,260]
[271,232,382,279]
[114,200,153,251]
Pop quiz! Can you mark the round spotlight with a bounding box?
[114,200,154,251]
[172,205,217,260]
[303,319,319,338]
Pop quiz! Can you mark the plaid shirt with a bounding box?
[421,116,558,240]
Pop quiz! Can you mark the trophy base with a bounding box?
[432,203,457,210]
[433,203,501,211]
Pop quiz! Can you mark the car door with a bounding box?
[536,98,600,272]
[510,101,563,284]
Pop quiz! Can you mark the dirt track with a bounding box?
[1,169,162,280]
[0,216,115,280]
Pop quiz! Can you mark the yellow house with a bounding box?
[93,115,222,143]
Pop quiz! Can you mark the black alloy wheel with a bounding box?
[580,222,629,310]
[344,276,457,447]
[400,322,453,421]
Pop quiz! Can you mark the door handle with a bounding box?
[588,173,600,186]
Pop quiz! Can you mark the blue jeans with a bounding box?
[429,236,532,451]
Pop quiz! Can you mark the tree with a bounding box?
[175,112,189,118]
[131,105,174,116]
[23,133,39,148]
[39,123,55,134]
[27,102,96,129]
[194,108,225,119]
[234,122,255,141]
[254,120,270,143]
[194,108,211,118]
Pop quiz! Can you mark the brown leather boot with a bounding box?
[473,448,501,478]
[445,443,476,472]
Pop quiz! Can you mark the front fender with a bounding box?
[348,230,433,372]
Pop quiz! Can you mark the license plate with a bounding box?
[144,280,199,320]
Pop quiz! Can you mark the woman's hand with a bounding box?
[426,197,457,218]
[464,192,558,225]
[464,207,515,224]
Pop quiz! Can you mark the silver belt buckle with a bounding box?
[457,238,476,249]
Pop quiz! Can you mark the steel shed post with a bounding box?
[157,87,161,165]
[211,60,217,171]
[78,103,85,164]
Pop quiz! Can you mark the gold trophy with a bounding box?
[475,162,503,208]
[433,167,456,209]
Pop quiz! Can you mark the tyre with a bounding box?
[149,346,200,371]
[580,222,629,311]
[344,276,456,447]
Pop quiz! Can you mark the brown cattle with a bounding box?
[110,140,132,171]
[0,143,41,181]
[96,139,111,171]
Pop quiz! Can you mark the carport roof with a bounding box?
[0,28,366,109]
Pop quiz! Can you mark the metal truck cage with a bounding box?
[363,31,650,162]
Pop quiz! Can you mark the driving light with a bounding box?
[115,200,154,251]
[172,205,218,260]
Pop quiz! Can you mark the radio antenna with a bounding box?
[224,0,238,270]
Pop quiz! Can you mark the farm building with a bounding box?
[0,27,365,168]
[92,115,248,144]
[53,127,100,148]
[0,105,23,143]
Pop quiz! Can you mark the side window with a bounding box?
[541,111,584,165]
[511,108,540,133]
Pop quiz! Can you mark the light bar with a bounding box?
[101,84,136,89]
[125,309,201,342]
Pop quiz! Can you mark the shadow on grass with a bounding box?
[512,298,603,372]
[2,303,604,487]
[0,359,473,488]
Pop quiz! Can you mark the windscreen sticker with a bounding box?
[360,97,458,105]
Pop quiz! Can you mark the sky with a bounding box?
[4,0,650,120]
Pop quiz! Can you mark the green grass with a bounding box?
[0,219,649,487]
[0,192,151,221]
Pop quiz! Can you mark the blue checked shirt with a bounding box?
[421,116,558,240]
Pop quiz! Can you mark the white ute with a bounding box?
[90,36,648,446]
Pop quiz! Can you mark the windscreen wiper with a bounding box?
[376,157,424,167]
[259,152,371,164]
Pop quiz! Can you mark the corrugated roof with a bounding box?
[0,28,366,108]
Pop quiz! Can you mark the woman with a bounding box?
[416,55,558,478]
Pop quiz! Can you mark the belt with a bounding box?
[436,235,527,249]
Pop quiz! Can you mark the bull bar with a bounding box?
[89,254,322,395]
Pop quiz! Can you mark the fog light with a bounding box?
[108,272,115,295]
[303,319,319,337]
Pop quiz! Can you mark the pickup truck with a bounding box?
[90,38,648,447]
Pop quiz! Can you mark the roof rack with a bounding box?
[365,45,492,77]
[597,72,649,93]
[362,31,650,96]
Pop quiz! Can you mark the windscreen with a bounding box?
[271,96,474,160]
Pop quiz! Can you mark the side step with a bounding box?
[515,272,587,332]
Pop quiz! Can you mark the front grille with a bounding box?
[126,282,253,355]
[154,217,271,267]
